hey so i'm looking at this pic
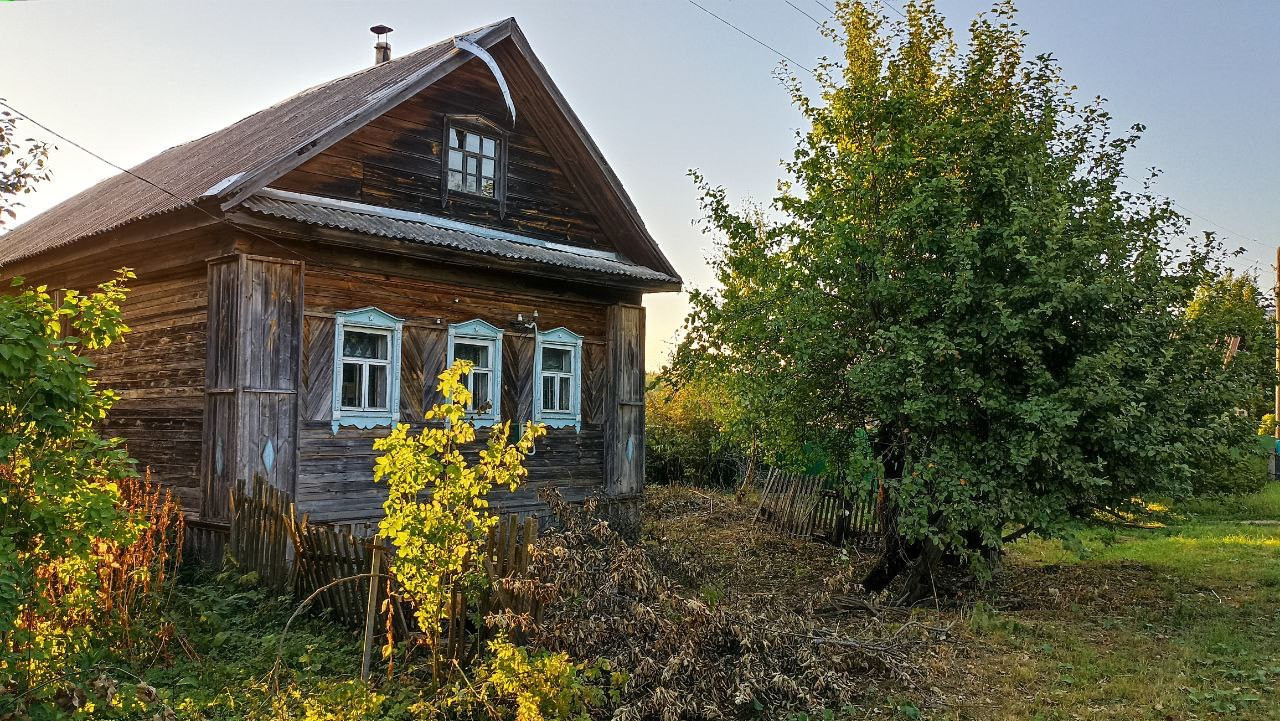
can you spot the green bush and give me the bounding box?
[644,375,742,487]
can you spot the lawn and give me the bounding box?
[947,484,1280,720]
[642,483,1280,720]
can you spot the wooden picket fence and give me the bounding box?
[753,467,883,548]
[228,477,296,589]
[205,476,540,664]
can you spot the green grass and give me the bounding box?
[947,483,1280,720]
[1180,481,1280,521]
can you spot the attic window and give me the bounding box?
[446,127,500,198]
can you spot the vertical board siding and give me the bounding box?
[201,258,240,518]
[202,255,303,517]
[605,304,645,497]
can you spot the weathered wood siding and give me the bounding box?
[605,304,645,497]
[201,254,302,519]
[91,267,209,511]
[294,264,611,523]
[268,58,611,254]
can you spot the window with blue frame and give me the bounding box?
[534,327,583,429]
[448,319,504,426]
[331,307,403,433]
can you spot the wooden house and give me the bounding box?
[0,19,681,527]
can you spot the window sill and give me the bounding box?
[466,414,501,428]
[332,412,397,434]
[537,414,580,430]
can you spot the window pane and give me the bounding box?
[558,376,571,411]
[465,133,480,152]
[450,128,464,148]
[472,371,490,410]
[464,174,479,193]
[368,365,388,410]
[480,179,494,198]
[481,137,496,157]
[448,150,463,171]
[344,330,387,360]
[454,342,489,368]
[542,375,556,411]
[341,363,362,407]
[465,156,478,175]
[542,347,570,372]
[481,158,495,179]
[448,170,463,191]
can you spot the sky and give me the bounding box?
[1,1,1277,369]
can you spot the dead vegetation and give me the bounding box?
[499,488,955,720]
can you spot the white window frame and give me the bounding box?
[331,307,403,434]
[534,327,583,430]
[447,319,504,427]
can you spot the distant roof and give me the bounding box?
[241,189,678,285]
[0,18,679,282]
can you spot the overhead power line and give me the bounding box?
[685,0,814,75]
[0,99,359,280]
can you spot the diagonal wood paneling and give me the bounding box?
[301,316,335,422]
[502,334,534,426]
[421,327,447,411]
[400,326,428,422]
[582,340,607,426]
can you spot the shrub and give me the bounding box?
[0,273,141,695]
[645,375,742,487]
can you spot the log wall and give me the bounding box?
[92,266,209,511]
[293,263,614,523]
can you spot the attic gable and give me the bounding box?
[268,55,615,255]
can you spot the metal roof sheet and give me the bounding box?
[240,192,679,284]
[0,25,491,265]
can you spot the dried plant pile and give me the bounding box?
[502,492,928,720]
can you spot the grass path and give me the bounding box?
[940,484,1280,720]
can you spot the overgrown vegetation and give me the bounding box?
[644,374,743,487]
[0,270,187,718]
[667,0,1275,601]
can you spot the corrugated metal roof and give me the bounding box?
[0,25,496,266]
[240,192,679,284]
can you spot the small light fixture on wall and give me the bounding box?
[513,310,539,330]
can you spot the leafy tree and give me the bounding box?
[1185,269,1275,422]
[0,105,52,228]
[670,0,1258,600]
[0,271,138,696]
[373,360,544,638]
[373,363,602,721]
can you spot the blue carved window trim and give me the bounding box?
[331,307,404,434]
[447,319,504,427]
[534,326,583,430]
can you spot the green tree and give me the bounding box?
[1185,269,1275,422]
[0,271,138,691]
[670,0,1257,600]
[0,105,52,228]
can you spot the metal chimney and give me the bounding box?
[371,25,393,64]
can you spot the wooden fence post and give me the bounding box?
[360,544,384,681]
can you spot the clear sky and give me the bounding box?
[1,1,1276,369]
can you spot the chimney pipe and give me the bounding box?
[371,24,393,64]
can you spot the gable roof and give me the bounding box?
[0,18,680,283]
